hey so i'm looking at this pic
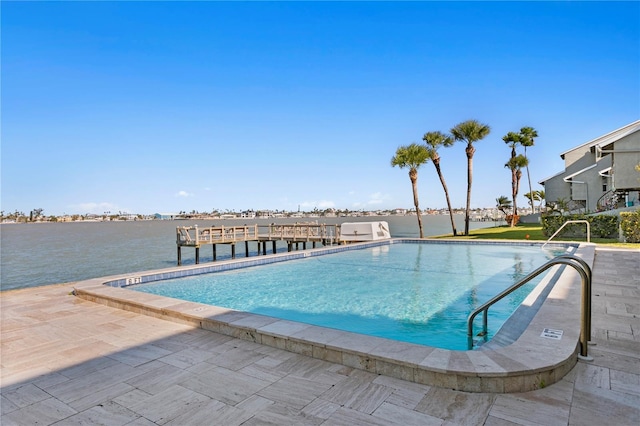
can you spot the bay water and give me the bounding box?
[0,214,498,291]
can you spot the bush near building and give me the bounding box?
[541,214,619,239]
[620,211,640,243]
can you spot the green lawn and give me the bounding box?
[435,223,639,248]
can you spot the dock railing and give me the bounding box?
[176,225,260,246]
[176,223,341,247]
[259,223,340,243]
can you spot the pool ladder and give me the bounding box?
[466,254,593,360]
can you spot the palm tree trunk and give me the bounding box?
[465,144,474,235]
[538,195,544,213]
[515,170,523,218]
[511,168,518,227]
[433,160,457,236]
[410,172,424,238]
[524,146,534,214]
[509,145,517,227]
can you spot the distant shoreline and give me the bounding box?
[2,211,508,226]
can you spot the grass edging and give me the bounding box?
[433,223,639,248]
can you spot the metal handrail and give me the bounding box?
[541,220,591,250]
[467,254,593,360]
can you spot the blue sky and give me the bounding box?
[2,1,639,216]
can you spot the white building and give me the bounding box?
[539,120,640,212]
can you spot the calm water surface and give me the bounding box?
[134,243,549,349]
[1,215,497,291]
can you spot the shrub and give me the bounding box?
[506,214,520,226]
[590,215,619,238]
[541,214,619,239]
[620,211,640,243]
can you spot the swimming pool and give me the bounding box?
[131,241,566,350]
[75,239,592,392]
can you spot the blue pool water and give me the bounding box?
[133,242,562,350]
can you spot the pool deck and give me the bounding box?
[2,247,639,425]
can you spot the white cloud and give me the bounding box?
[175,190,194,197]
[317,200,336,209]
[70,202,119,214]
[366,192,387,205]
[349,193,389,209]
[299,200,336,210]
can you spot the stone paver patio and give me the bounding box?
[1,247,638,425]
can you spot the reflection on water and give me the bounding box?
[466,245,477,310]
[511,253,524,281]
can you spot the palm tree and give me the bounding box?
[505,154,529,226]
[524,191,541,213]
[422,131,457,236]
[553,197,569,214]
[503,131,521,226]
[519,127,538,211]
[503,131,520,160]
[536,189,545,213]
[450,119,491,235]
[496,196,512,219]
[523,189,545,214]
[391,143,431,238]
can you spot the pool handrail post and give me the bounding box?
[467,254,592,360]
[482,310,488,339]
[541,220,591,250]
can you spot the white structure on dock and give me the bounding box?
[340,221,391,242]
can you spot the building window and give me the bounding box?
[603,184,607,192]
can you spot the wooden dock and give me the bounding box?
[176,223,341,265]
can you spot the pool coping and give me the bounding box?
[72,239,595,393]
